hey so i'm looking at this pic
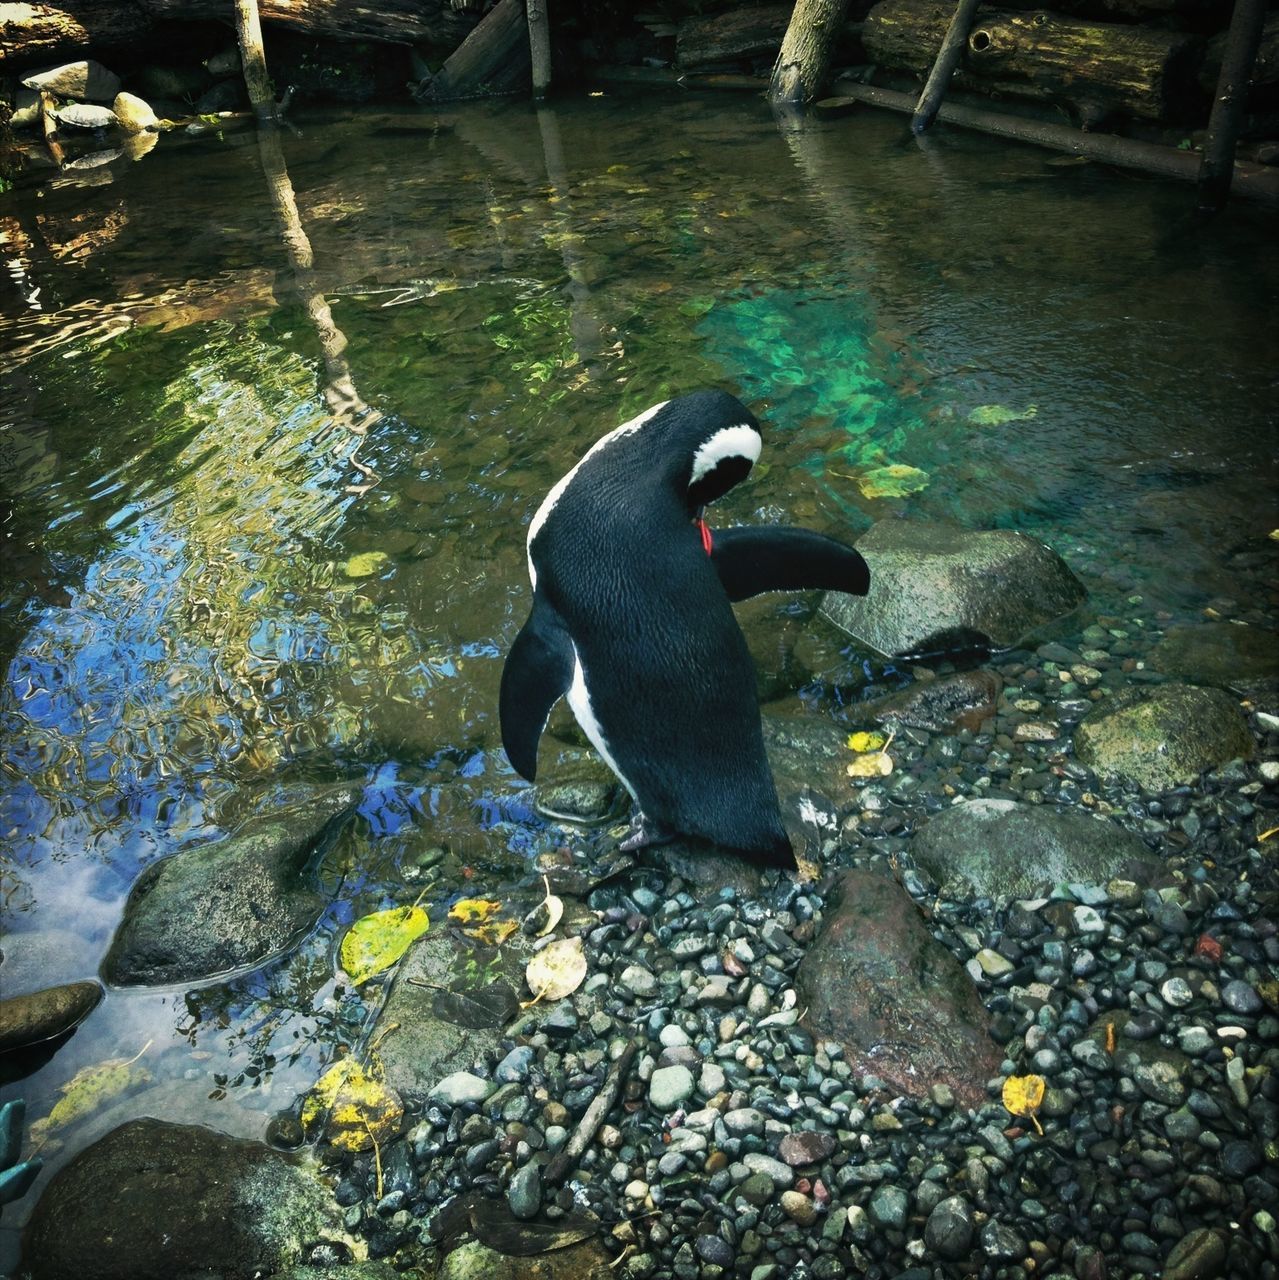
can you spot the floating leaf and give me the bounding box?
[465,920,518,947]
[28,1043,152,1145]
[857,464,930,499]
[344,550,390,578]
[522,936,587,1007]
[967,403,1038,427]
[448,898,502,925]
[846,730,887,753]
[534,875,564,939]
[431,981,519,1030]
[1002,1073,1046,1134]
[340,904,429,984]
[300,1058,403,1152]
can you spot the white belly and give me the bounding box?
[566,647,637,800]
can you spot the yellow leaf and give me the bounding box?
[448,898,502,925]
[300,1058,403,1152]
[857,464,930,500]
[846,730,886,753]
[1002,1073,1046,1134]
[340,904,429,984]
[344,550,390,578]
[846,730,895,779]
[464,920,518,946]
[29,1042,152,1145]
[522,936,587,1007]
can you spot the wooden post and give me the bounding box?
[233,0,277,121]
[1197,0,1265,212]
[37,90,65,168]
[526,0,552,100]
[911,0,982,134]
[770,0,853,105]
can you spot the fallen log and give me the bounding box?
[0,0,476,71]
[824,79,1279,205]
[676,4,791,70]
[414,0,528,101]
[863,0,1205,123]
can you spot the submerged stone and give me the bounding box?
[1075,684,1253,792]
[911,799,1159,900]
[1151,622,1279,689]
[820,519,1085,658]
[22,1119,345,1280]
[102,784,359,986]
[862,669,1002,733]
[796,868,1000,1108]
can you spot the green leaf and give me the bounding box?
[28,1045,152,1145]
[967,403,1038,427]
[340,904,430,984]
[344,550,391,578]
[857,464,929,499]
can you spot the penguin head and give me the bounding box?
[652,390,762,514]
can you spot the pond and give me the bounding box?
[0,89,1276,1265]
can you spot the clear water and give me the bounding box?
[0,92,1276,1255]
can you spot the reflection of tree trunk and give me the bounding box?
[535,106,605,376]
[255,125,381,492]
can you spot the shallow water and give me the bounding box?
[0,91,1276,1256]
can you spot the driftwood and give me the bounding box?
[543,1040,638,1186]
[863,0,1204,122]
[417,0,528,101]
[676,5,790,70]
[0,0,476,71]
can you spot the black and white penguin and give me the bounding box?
[499,390,870,870]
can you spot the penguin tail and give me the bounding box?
[738,833,798,872]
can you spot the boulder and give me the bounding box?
[820,519,1085,658]
[112,92,159,135]
[439,1239,613,1280]
[860,669,1002,733]
[911,799,1159,900]
[22,60,121,101]
[22,1119,346,1280]
[102,784,359,987]
[1075,685,1253,792]
[796,868,1000,1107]
[0,982,102,1053]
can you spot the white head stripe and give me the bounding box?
[526,400,670,585]
[690,423,761,484]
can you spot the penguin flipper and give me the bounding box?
[710,526,870,602]
[500,594,574,781]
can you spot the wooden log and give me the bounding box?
[1198,0,1267,211]
[825,78,1279,205]
[676,4,790,70]
[543,1041,638,1186]
[863,0,1204,122]
[0,2,152,69]
[911,0,983,133]
[417,0,528,101]
[995,0,1216,17]
[771,0,854,103]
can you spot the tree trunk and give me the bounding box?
[1201,10,1278,94]
[1198,0,1267,211]
[416,0,528,101]
[233,0,276,121]
[770,0,854,103]
[526,0,551,99]
[863,0,1204,122]
[0,2,151,69]
[911,0,983,132]
[677,5,791,70]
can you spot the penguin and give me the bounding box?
[499,390,870,870]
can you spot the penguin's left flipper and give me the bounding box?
[711,526,870,602]
[500,593,574,782]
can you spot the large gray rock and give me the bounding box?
[1075,685,1253,792]
[22,60,121,101]
[796,868,1000,1108]
[102,784,359,987]
[820,520,1085,658]
[22,1119,346,1280]
[911,799,1159,900]
[0,981,102,1053]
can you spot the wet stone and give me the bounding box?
[1221,979,1262,1014]
[924,1196,974,1260]
[868,1184,909,1230]
[778,1131,836,1166]
[649,1064,695,1112]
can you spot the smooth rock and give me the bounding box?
[924,1196,974,1260]
[430,1072,495,1107]
[437,1239,613,1280]
[507,1161,541,1220]
[797,868,999,1107]
[1075,685,1253,792]
[1152,623,1279,687]
[868,1183,909,1230]
[112,92,159,135]
[22,1119,342,1280]
[820,519,1085,658]
[1163,1228,1227,1280]
[22,60,120,100]
[779,1190,818,1226]
[0,981,102,1052]
[778,1130,836,1166]
[862,669,1002,733]
[103,785,358,986]
[649,1064,695,1112]
[911,799,1157,900]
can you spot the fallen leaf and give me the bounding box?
[846,730,887,753]
[28,1042,152,1145]
[340,904,430,985]
[967,403,1038,427]
[522,936,587,1007]
[1002,1073,1046,1134]
[344,550,390,578]
[430,981,520,1030]
[448,898,502,925]
[535,875,564,939]
[300,1058,403,1152]
[464,920,518,946]
[846,731,896,779]
[857,464,930,499]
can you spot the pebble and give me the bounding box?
[780,1190,818,1226]
[742,1153,795,1188]
[924,1196,974,1259]
[648,1064,695,1111]
[506,1161,541,1220]
[869,1183,909,1229]
[1160,977,1194,1007]
[1221,978,1262,1014]
[429,1071,494,1107]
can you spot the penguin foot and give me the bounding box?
[619,814,677,852]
